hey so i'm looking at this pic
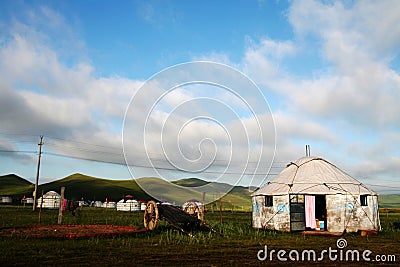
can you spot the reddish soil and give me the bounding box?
[0,224,147,239]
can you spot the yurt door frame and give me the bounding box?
[289,194,305,231]
[305,195,327,231]
[289,194,327,231]
[315,195,327,230]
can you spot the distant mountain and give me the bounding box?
[172,178,210,187]
[0,174,34,197]
[37,173,152,201]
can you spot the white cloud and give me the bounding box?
[353,157,400,182]
[192,52,239,69]
[245,37,298,60]
[0,137,34,163]
[85,77,142,119]
[162,88,194,109]
[284,0,400,129]
[273,111,337,144]
[233,0,400,191]
[242,38,297,90]
[241,0,400,129]
[289,0,400,62]
[0,29,93,97]
[0,7,142,166]
[21,91,90,127]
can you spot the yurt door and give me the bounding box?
[289,194,305,231]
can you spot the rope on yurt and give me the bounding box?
[290,165,300,186]
[356,184,378,229]
[334,185,351,233]
[256,184,295,229]
[270,183,291,194]
[343,192,357,232]
[260,200,291,228]
[335,183,377,231]
[348,184,376,229]
[322,183,369,233]
[258,185,293,229]
[296,183,324,193]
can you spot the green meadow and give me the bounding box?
[0,206,399,266]
[1,174,399,265]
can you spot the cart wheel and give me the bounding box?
[183,202,202,221]
[144,200,159,230]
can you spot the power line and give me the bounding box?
[0,150,37,154]
[45,142,123,156]
[1,145,398,186]
[1,144,285,174]
[42,151,280,175]
[45,136,122,151]
[2,133,285,167]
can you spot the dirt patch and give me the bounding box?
[0,224,147,239]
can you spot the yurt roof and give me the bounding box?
[252,157,377,196]
[43,191,60,197]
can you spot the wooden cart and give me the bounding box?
[143,200,221,237]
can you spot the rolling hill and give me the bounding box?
[0,174,252,209]
[172,178,253,209]
[0,174,34,197]
[36,173,152,201]
[172,178,210,187]
[135,177,252,208]
[379,194,400,208]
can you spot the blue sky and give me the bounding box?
[0,0,399,195]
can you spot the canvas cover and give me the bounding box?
[252,157,377,196]
[43,191,60,198]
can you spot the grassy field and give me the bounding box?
[1,206,399,266]
[379,195,400,208]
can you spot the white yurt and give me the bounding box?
[102,200,116,209]
[0,196,12,204]
[117,199,140,211]
[21,196,34,205]
[252,157,380,233]
[92,201,103,207]
[37,191,61,209]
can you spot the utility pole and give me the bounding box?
[33,135,43,211]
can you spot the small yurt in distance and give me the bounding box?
[102,199,116,209]
[140,201,147,211]
[21,196,34,205]
[0,196,12,204]
[117,199,140,212]
[252,157,380,233]
[91,200,103,207]
[37,191,61,209]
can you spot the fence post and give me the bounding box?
[38,190,44,224]
[58,187,65,225]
